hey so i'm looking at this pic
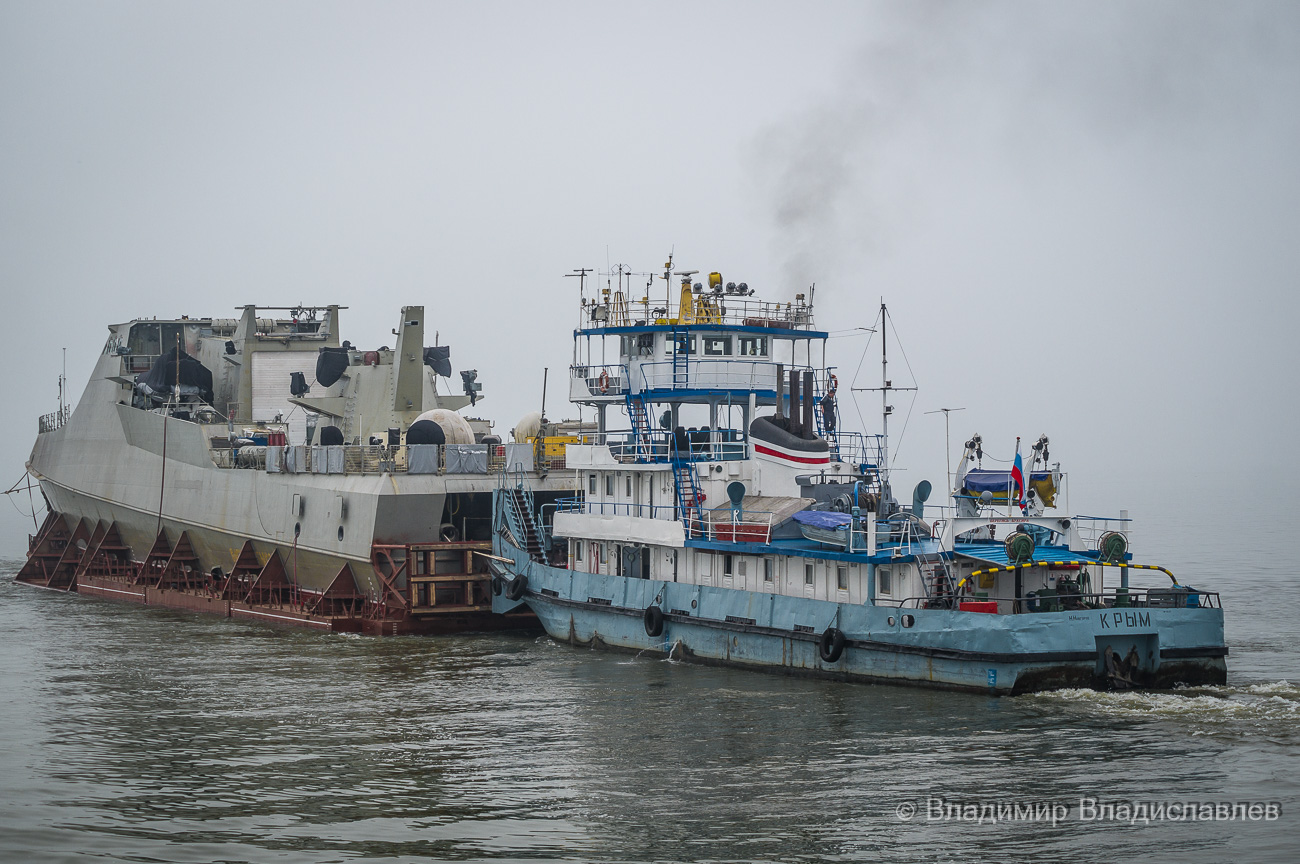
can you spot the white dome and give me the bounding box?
[512,411,542,443]
[413,409,475,445]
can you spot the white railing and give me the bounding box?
[579,296,816,331]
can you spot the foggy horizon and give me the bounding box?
[3,1,1297,556]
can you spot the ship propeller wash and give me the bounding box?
[489,264,1228,694]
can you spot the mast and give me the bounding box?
[880,300,888,469]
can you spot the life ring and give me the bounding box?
[826,373,838,397]
[643,604,665,637]
[598,369,610,393]
[818,626,846,663]
[505,574,528,601]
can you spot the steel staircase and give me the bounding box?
[670,446,704,538]
[626,393,655,462]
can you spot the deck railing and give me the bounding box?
[210,443,518,476]
[882,585,1221,611]
[555,496,775,544]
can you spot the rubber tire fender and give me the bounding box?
[818,626,846,663]
[505,574,528,602]
[643,604,665,637]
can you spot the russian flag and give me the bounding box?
[1010,437,1025,503]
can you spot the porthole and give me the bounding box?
[338,526,345,541]
[887,616,896,627]
[902,614,915,628]
[691,599,697,608]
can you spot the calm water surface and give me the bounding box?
[2,505,1296,863]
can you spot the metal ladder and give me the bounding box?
[671,330,688,388]
[625,393,655,462]
[670,449,704,538]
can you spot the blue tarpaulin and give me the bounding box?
[792,510,852,530]
[962,469,1051,493]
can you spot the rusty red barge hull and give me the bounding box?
[15,512,534,636]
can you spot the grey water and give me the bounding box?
[1,500,1296,863]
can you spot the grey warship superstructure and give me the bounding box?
[18,304,567,633]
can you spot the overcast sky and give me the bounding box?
[2,1,1297,556]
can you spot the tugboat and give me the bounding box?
[489,263,1227,693]
[17,304,568,634]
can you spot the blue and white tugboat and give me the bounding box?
[490,262,1227,694]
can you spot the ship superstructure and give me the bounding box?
[490,264,1227,694]
[18,304,567,633]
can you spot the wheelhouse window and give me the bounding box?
[666,334,696,355]
[737,335,767,357]
[702,335,732,356]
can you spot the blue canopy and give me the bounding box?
[962,469,1051,494]
[792,510,852,530]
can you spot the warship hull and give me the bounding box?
[17,304,562,634]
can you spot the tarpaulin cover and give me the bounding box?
[316,347,349,387]
[408,445,441,474]
[138,348,213,404]
[423,346,452,377]
[266,447,283,473]
[310,446,343,474]
[445,444,488,474]
[791,510,852,530]
[504,443,534,472]
[284,446,306,474]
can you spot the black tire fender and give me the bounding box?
[818,626,846,663]
[505,574,528,601]
[643,604,665,637]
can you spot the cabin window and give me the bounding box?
[600,543,608,564]
[606,474,614,496]
[724,554,734,577]
[126,321,187,357]
[574,541,583,562]
[626,475,633,497]
[737,335,767,357]
[837,565,848,591]
[738,559,747,578]
[763,558,773,582]
[666,334,696,355]
[877,566,892,596]
[804,562,814,585]
[588,474,597,495]
[702,335,732,356]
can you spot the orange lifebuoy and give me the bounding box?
[827,373,838,397]
[598,369,610,393]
